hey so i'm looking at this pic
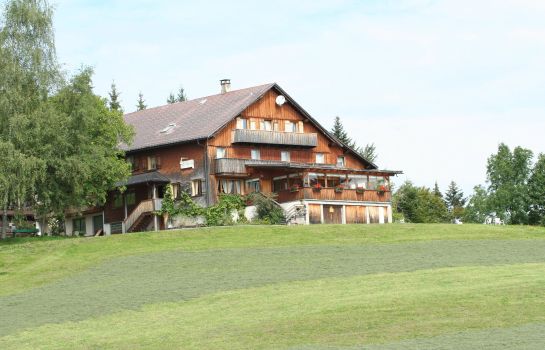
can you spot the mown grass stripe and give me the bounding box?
[1,239,544,337]
[1,264,544,350]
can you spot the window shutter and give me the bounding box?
[236,118,243,129]
[156,156,161,169]
[298,121,304,133]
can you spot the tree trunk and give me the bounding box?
[1,205,7,240]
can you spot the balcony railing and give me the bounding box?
[232,129,317,147]
[276,187,391,203]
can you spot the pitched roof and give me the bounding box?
[121,83,274,152]
[120,82,380,170]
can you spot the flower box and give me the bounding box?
[355,188,365,194]
[334,186,344,193]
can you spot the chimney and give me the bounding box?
[220,79,231,94]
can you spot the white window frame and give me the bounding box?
[281,151,290,162]
[315,153,325,164]
[216,147,226,159]
[251,149,260,160]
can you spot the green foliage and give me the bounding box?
[486,143,533,224]
[204,194,245,226]
[136,91,146,111]
[528,153,545,226]
[394,181,448,223]
[444,181,466,220]
[176,86,187,102]
[166,92,176,104]
[433,181,443,198]
[108,81,122,113]
[464,185,490,223]
[247,192,285,224]
[330,116,377,163]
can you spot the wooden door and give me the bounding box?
[308,204,321,224]
[346,205,366,224]
[368,206,380,224]
[323,205,342,224]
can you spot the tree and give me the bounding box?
[0,0,58,238]
[331,116,351,145]
[464,185,490,223]
[176,86,187,102]
[108,81,122,113]
[486,143,533,224]
[444,181,466,219]
[136,91,146,111]
[394,181,448,223]
[433,181,443,198]
[358,143,377,163]
[166,92,176,104]
[330,116,378,163]
[528,153,545,225]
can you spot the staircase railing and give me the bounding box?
[124,199,154,232]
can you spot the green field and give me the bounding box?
[1,224,544,349]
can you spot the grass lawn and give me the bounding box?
[0,224,544,349]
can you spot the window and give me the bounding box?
[308,173,326,187]
[368,176,378,190]
[284,121,296,132]
[262,120,272,131]
[218,179,244,194]
[191,179,203,196]
[216,147,226,159]
[251,149,260,160]
[273,121,280,131]
[336,156,345,167]
[73,218,86,235]
[281,151,290,162]
[246,178,260,193]
[273,176,288,192]
[125,191,136,206]
[172,183,181,199]
[297,121,304,133]
[250,120,257,130]
[315,153,325,164]
[347,175,367,189]
[147,156,160,170]
[113,193,123,208]
[236,118,247,129]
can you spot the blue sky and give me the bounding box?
[50,0,545,194]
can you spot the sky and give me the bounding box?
[49,0,545,195]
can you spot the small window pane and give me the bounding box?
[216,147,226,159]
[281,151,290,162]
[315,153,325,164]
[251,149,260,160]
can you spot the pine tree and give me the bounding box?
[528,153,545,225]
[136,92,146,111]
[166,92,176,104]
[331,116,378,163]
[331,116,352,145]
[360,143,377,163]
[108,82,123,113]
[176,86,187,102]
[433,182,443,198]
[444,181,466,219]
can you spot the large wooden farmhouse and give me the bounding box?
[66,80,401,235]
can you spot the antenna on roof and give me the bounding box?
[220,79,231,94]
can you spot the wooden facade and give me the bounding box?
[98,83,399,232]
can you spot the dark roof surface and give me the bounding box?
[115,171,170,187]
[122,83,274,152]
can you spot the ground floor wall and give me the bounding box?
[65,212,106,236]
[283,200,392,225]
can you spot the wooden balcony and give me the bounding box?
[232,129,317,147]
[276,187,391,203]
